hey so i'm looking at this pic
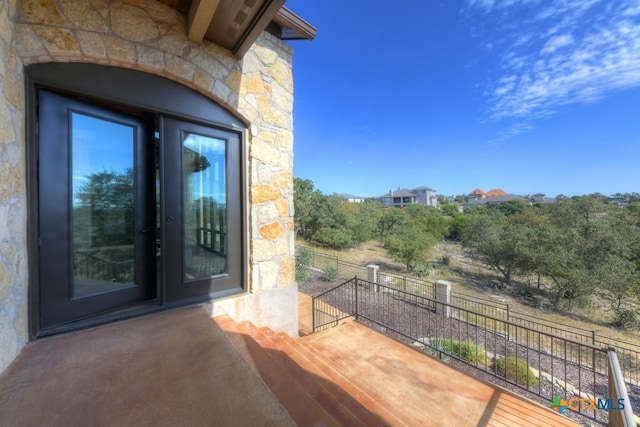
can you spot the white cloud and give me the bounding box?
[540,34,574,55]
[465,0,640,122]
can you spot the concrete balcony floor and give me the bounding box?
[0,294,578,426]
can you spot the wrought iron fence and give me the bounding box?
[450,291,509,322]
[312,278,357,332]
[307,247,640,389]
[312,277,637,425]
[74,250,134,283]
[312,251,369,280]
[378,271,435,298]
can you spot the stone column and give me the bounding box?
[367,265,379,292]
[435,280,451,318]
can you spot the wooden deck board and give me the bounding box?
[298,292,577,427]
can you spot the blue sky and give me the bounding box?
[285,0,640,198]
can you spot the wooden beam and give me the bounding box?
[273,7,317,40]
[188,0,221,43]
[233,0,286,57]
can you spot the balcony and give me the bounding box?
[12,294,632,426]
[0,291,589,426]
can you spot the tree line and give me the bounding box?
[294,178,640,327]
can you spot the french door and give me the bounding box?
[37,90,241,331]
[160,117,241,303]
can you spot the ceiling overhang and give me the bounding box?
[159,0,316,58]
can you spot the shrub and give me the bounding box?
[425,337,451,362]
[495,356,538,386]
[613,308,640,330]
[440,255,451,266]
[296,270,310,283]
[412,262,431,278]
[428,338,486,364]
[324,266,339,282]
[450,340,487,364]
[313,227,353,250]
[295,247,313,283]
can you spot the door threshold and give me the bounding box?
[36,300,163,339]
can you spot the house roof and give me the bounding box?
[412,186,436,192]
[485,189,507,197]
[379,189,416,198]
[340,193,365,200]
[157,0,316,57]
[469,189,485,196]
[393,189,416,198]
[465,194,528,205]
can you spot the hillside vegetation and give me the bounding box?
[294,178,640,331]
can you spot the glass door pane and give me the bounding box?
[183,133,227,280]
[71,113,137,298]
[161,116,242,302]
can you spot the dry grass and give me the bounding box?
[297,239,640,349]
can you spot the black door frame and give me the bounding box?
[38,90,158,328]
[161,117,243,303]
[26,63,248,338]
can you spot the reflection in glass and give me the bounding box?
[183,132,227,280]
[72,113,136,298]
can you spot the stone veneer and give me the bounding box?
[0,0,298,373]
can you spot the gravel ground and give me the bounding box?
[299,271,640,426]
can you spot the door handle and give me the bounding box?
[166,216,175,223]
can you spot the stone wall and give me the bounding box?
[0,0,29,373]
[0,0,297,373]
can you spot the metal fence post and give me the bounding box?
[592,330,597,375]
[607,345,636,427]
[311,296,316,333]
[354,276,359,320]
[506,304,510,340]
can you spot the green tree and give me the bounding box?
[417,212,451,240]
[377,207,408,238]
[460,212,529,286]
[74,169,135,247]
[347,199,382,244]
[386,223,437,271]
[293,177,316,238]
[313,227,353,249]
[487,199,529,216]
[440,201,461,217]
[530,196,637,311]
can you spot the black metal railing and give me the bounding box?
[312,251,369,279]
[195,200,226,255]
[312,277,637,426]
[378,271,434,298]
[308,248,640,389]
[74,250,134,283]
[312,278,358,332]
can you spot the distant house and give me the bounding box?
[468,189,485,202]
[412,187,438,207]
[464,189,555,210]
[485,189,507,197]
[339,193,367,203]
[465,194,529,208]
[378,187,437,208]
[531,193,548,202]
